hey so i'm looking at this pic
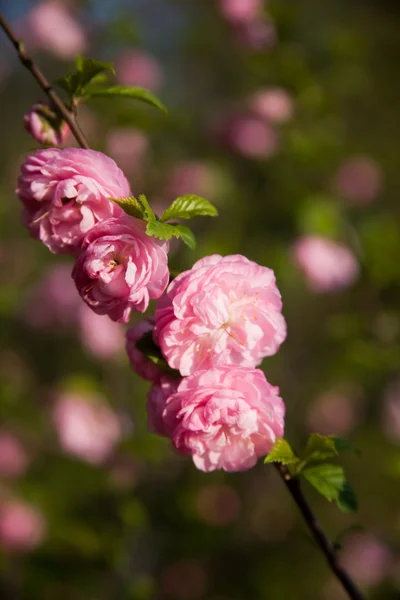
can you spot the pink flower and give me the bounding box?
[229,115,279,158]
[293,236,359,293]
[78,304,125,360]
[115,50,163,92]
[219,0,261,24]
[24,263,80,329]
[250,87,294,123]
[126,318,163,381]
[53,393,122,464]
[154,254,286,376]
[334,156,383,205]
[163,366,285,472]
[0,432,29,479]
[21,1,87,60]
[147,375,180,436]
[0,499,45,552]
[24,102,70,146]
[72,216,169,322]
[17,148,130,254]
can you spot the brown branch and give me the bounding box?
[275,463,365,600]
[0,13,90,149]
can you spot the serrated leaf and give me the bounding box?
[264,438,300,465]
[54,58,114,99]
[145,220,196,250]
[110,196,144,219]
[333,437,360,456]
[160,195,218,222]
[337,481,358,513]
[304,434,339,462]
[138,194,156,223]
[302,464,345,502]
[84,85,167,114]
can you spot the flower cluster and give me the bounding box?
[127,254,287,472]
[17,148,170,322]
[18,146,287,473]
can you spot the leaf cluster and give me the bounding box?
[265,434,359,513]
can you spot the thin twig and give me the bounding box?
[0,13,90,149]
[275,463,365,600]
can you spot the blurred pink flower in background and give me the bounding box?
[0,499,45,552]
[105,128,149,177]
[53,393,122,464]
[340,533,394,587]
[293,236,359,293]
[249,87,294,123]
[381,379,400,443]
[0,432,29,479]
[229,115,279,158]
[166,161,217,200]
[24,263,79,329]
[235,18,277,50]
[115,50,163,91]
[219,0,262,24]
[78,305,125,360]
[21,1,87,60]
[334,156,383,204]
[306,389,363,436]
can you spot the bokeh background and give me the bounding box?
[0,0,400,598]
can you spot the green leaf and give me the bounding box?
[302,464,345,502]
[134,331,179,376]
[160,195,218,222]
[54,58,114,99]
[264,438,300,466]
[333,437,360,456]
[145,220,196,250]
[109,196,144,220]
[337,481,358,513]
[84,85,167,114]
[304,434,338,462]
[138,194,156,223]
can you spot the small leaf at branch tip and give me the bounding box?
[264,438,299,465]
[302,463,358,513]
[333,437,361,456]
[304,433,339,462]
[160,195,218,222]
[109,196,144,220]
[54,57,114,99]
[145,220,196,250]
[84,85,167,114]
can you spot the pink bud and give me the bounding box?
[0,499,45,552]
[24,102,70,146]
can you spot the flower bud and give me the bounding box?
[23,102,70,146]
